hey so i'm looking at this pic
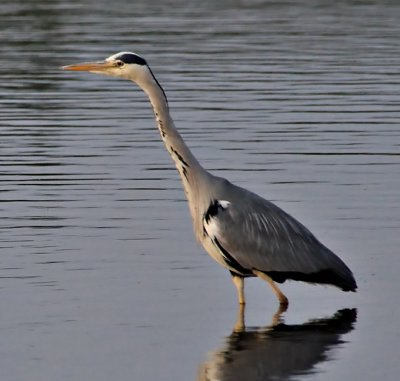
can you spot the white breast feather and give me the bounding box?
[204,200,231,239]
[204,215,220,238]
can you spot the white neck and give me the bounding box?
[133,69,212,233]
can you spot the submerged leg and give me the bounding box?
[253,270,289,306]
[230,273,245,305]
[271,303,288,326]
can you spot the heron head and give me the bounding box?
[62,52,149,81]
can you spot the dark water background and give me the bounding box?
[1,1,399,380]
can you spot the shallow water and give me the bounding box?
[1,1,399,380]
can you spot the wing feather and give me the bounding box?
[203,181,356,290]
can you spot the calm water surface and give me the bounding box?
[1,1,399,380]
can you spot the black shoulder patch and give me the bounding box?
[204,200,220,223]
[117,53,147,66]
[204,200,231,223]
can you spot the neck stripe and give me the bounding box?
[147,66,168,106]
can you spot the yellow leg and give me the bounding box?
[233,303,246,332]
[253,270,289,306]
[231,274,245,305]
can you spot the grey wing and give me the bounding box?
[203,186,357,291]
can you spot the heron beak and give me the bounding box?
[62,61,116,72]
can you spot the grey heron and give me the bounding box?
[63,52,357,307]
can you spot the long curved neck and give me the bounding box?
[133,69,211,234]
[137,72,202,172]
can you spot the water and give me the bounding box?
[1,1,399,380]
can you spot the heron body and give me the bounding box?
[63,52,357,307]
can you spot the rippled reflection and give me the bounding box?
[197,308,357,381]
[1,0,399,380]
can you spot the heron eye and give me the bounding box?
[116,61,124,67]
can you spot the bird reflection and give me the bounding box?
[197,307,357,381]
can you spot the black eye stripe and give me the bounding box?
[116,53,147,66]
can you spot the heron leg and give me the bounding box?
[253,270,289,306]
[230,273,245,305]
[271,303,288,326]
[233,303,246,332]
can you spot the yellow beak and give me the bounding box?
[62,61,116,72]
